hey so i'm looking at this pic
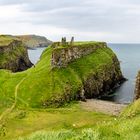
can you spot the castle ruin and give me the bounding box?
[51,38,107,68]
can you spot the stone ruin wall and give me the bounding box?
[51,42,107,68]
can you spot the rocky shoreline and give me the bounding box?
[80,99,127,116]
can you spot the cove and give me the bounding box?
[101,44,140,104]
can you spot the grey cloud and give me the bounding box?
[1,0,140,42]
[17,1,140,33]
[0,0,28,5]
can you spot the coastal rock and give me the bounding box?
[51,42,107,68]
[44,42,124,106]
[135,71,140,99]
[0,35,32,72]
[84,55,123,98]
[16,35,52,48]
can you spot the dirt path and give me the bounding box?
[80,99,127,116]
[0,77,26,122]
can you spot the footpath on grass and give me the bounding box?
[0,77,26,122]
[80,99,127,116]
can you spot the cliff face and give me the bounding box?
[43,42,124,106]
[51,42,107,68]
[135,71,140,100]
[0,35,32,72]
[16,35,52,48]
[83,55,123,98]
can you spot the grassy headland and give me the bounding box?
[0,42,122,109]
[0,41,139,140]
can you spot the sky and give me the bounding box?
[0,0,140,43]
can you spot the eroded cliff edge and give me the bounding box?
[43,41,124,106]
[0,35,32,72]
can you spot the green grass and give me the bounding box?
[3,102,139,140]
[121,98,140,118]
[15,129,99,140]
[14,124,140,140]
[1,41,140,140]
[0,35,19,46]
[0,103,113,139]
[8,102,140,140]
[0,42,117,109]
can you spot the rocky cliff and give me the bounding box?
[135,71,140,99]
[83,55,123,99]
[16,35,52,48]
[43,42,124,106]
[0,35,32,72]
[51,42,107,68]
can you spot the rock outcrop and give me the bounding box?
[0,35,32,72]
[16,35,52,48]
[83,55,123,99]
[135,71,140,100]
[51,42,107,68]
[43,40,124,106]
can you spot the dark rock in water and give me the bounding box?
[0,35,32,72]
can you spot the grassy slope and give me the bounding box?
[2,103,113,139]
[2,101,139,140]
[7,101,139,140]
[0,42,116,109]
[0,35,16,46]
[0,42,140,139]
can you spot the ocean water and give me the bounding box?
[28,44,140,104]
[108,44,140,104]
[28,47,46,64]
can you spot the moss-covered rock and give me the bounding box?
[51,42,107,68]
[83,56,123,98]
[135,71,140,100]
[0,35,32,72]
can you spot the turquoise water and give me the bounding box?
[28,44,140,104]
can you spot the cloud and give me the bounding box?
[0,0,140,42]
